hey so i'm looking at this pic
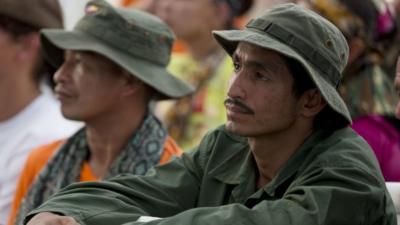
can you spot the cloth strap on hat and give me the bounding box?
[246,19,341,87]
[75,1,171,66]
[76,19,168,66]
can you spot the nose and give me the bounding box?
[53,63,70,84]
[227,71,247,100]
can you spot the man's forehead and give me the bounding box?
[64,50,100,60]
[233,42,288,66]
[64,50,82,57]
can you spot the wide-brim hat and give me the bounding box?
[213,3,352,123]
[0,0,62,28]
[40,0,194,100]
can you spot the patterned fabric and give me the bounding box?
[340,61,397,118]
[306,0,372,41]
[158,53,233,151]
[307,0,398,119]
[15,113,167,225]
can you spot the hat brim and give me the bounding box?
[40,29,194,100]
[213,29,352,123]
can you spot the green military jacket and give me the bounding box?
[27,126,397,225]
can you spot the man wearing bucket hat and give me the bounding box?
[0,0,81,223]
[25,3,396,225]
[6,0,194,225]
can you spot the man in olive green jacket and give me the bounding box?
[25,2,397,225]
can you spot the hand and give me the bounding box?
[27,212,80,225]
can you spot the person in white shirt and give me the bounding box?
[0,0,81,223]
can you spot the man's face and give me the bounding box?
[224,42,301,137]
[54,50,128,121]
[395,57,400,119]
[154,0,226,40]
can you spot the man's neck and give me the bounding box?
[85,107,146,178]
[249,123,313,188]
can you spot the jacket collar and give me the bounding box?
[208,132,252,184]
[263,129,326,195]
[209,129,327,195]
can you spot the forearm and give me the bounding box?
[25,155,201,225]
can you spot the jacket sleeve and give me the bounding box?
[117,164,393,225]
[27,157,393,225]
[25,129,396,225]
[24,145,205,225]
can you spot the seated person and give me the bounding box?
[352,114,400,181]
[7,1,193,224]
[350,53,400,182]
[25,2,397,225]
[0,0,81,221]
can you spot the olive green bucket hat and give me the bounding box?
[213,3,352,123]
[40,0,193,100]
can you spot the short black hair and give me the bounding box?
[285,56,316,98]
[283,56,348,132]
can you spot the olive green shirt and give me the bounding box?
[27,126,397,225]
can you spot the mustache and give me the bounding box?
[224,97,255,114]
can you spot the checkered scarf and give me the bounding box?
[15,113,167,225]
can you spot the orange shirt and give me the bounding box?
[7,136,182,225]
[121,0,137,6]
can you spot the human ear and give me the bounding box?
[121,71,144,96]
[300,89,327,118]
[15,32,40,61]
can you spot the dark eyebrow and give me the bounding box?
[232,53,240,62]
[233,52,287,74]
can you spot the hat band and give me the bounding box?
[75,17,171,66]
[246,19,341,87]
